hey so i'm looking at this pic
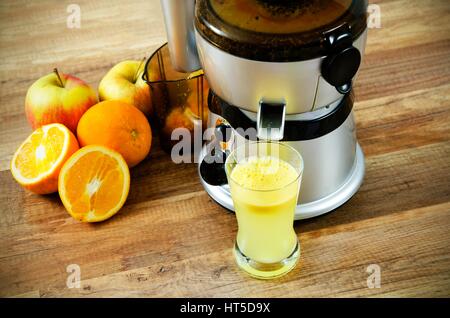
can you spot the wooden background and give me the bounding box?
[0,0,449,297]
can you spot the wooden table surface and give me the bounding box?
[1,0,449,298]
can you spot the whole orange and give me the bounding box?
[77,100,152,167]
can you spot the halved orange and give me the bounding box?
[11,123,79,194]
[58,145,130,222]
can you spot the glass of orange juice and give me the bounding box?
[225,141,303,279]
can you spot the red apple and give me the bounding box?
[98,60,152,117]
[25,69,98,132]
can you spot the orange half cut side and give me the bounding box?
[11,123,79,194]
[58,145,130,222]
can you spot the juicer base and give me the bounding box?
[199,143,365,220]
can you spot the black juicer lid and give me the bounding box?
[195,0,368,62]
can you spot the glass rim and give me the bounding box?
[142,42,204,85]
[225,141,304,193]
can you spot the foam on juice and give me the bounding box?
[230,155,298,191]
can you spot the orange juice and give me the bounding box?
[229,156,300,264]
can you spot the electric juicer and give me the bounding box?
[160,0,368,219]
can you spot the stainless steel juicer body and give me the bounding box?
[159,0,368,218]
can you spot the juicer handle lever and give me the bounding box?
[321,25,361,94]
[215,123,233,143]
[198,122,232,187]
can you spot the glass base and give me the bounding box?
[233,240,300,279]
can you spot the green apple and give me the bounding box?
[25,69,98,133]
[98,60,152,117]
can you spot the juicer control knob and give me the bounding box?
[321,26,361,94]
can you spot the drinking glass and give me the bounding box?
[225,141,303,279]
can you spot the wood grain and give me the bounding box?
[1,0,450,297]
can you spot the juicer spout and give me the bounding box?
[257,101,286,141]
[160,0,201,72]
